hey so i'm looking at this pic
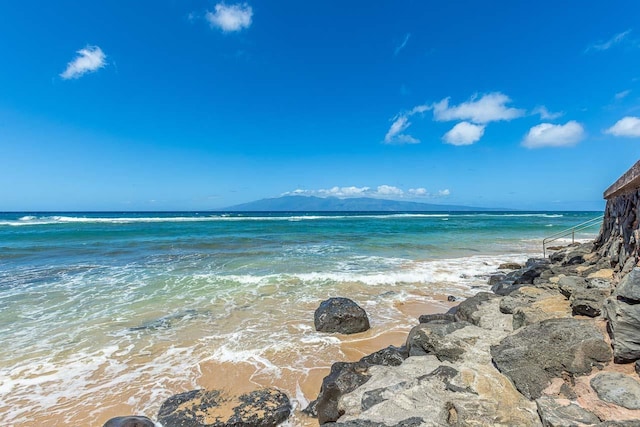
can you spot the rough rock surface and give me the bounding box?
[571,288,608,317]
[315,297,370,334]
[103,417,155,427]
[313,346,408,424]
[491,318,612,400]
[453,292,498,326]
[595,188,640,271]
[535,397,600,427]
[512,293,572,330]
[417,313,455,324]
[591,373,640,410]
[157,388,291,427]
[334,356,541,426]
[616,268,640,302]
[321,298,540,426]
[406,321,471,360]
[605,268,640,362]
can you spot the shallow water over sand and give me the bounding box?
[0,211,600,426]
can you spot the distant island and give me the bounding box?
[218,195,504,212]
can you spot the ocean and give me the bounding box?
[0,211,602,426]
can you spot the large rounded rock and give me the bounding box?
[157,388,291,427]
[490,318,612,400]
[314,297,370,334]
[103,416,155,427]
[591,373,640,410]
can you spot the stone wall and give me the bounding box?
[594,161,640,276]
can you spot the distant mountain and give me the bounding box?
[219,196,503,212]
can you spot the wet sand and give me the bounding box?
[2,299,451,427]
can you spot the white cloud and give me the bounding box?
[283,185,449,199]
[206,3,253,32]
[532,106,564,120]
[432,92,525,124]
[384,115,419,144]
[376,185,404,196]
[605,116,640,137]
[408,188,429,197]
[320,186,371,197]
[60,46,106,80]
[394,33,411,56]
[410,104,430,114]
[443,121,485,146]
[383,104,431,144]
[615,90,631,100]
[438,189,451,196]
[522,121,585,148]
[586,29,632,52]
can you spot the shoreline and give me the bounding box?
[0,212,604,426]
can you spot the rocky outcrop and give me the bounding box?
[605,268,640,362]
[314,297,370,334]
[491,318,611,400]
[313,345,408,424]
[313,243,640,426]
[332,355,541,426]
[491,259,550,296]
[103,417,155,427]
[595,176,640,272]
[157,388,291,427]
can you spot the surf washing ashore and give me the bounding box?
[0,211,601,426]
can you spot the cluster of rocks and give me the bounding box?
[102,297,369,427]
[103,388,292,427]
[305,242,640,426]
[103,243,640,427]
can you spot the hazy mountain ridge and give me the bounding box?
[220,196,504,212]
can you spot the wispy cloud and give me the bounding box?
[532,106,564,120]
[605,116,640,137]
[443,122,485,146]
[284,185,450,199]
[394,33,411,56]
[586,29,632,52]
[60,46,106,80]
[615,90,632,100]
[206,3,253,32]
[522,121,585,148]
[384,116,419,144]
[384,104,430,144]
[433,93,525,124]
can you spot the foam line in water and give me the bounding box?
[0,213,456,226]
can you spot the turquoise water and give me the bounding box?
[0,211,602,426]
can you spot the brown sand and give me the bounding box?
[0,299,448,427]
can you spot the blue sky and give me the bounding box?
[2,1,640,211]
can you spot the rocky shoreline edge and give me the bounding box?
[105,241,640,427]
